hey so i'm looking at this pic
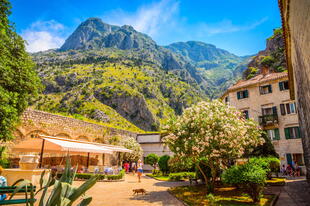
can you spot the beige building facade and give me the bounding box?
[222,72,305,172]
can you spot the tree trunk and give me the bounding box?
[209,163,217,193]
[197,163,210,188]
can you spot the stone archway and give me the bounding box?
[25,130,50,139]
[55,133,71,139]
[76,135,90,142]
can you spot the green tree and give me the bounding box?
[145,153,159,169]
[158,155,170,175]
[0,0,42,141]
[222,162,266,203]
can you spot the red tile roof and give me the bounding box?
[228,72,288,91]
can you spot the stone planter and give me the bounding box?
[19,155,39,170]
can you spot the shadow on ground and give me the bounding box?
[130,191,181,205]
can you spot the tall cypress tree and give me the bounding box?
[0,0,42,141]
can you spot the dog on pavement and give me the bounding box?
[132,188,146,195]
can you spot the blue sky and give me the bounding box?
[11,0,281,55]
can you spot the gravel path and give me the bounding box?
[74,174,189,206]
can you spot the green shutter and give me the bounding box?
[269,85,272,93]
[286,153,293,165]
[237,92,240,99]
[245,90,249,98]
[279,82,284,91]
[285,128,290,139]
[274,128,280,140]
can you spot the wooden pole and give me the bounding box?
[39,139,45,168]
[86,152,90,168]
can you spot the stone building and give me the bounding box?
[7,109,137,167]
[221,71,305,173]
[136,133,173,170]
[278,0,310,181]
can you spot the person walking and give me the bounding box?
[137,159,143,183]
[131,161,136,175]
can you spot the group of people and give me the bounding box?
[281,161,301,177]
[123,159,143,182]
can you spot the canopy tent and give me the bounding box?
[13,135,132,168]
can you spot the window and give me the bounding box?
[225,96,229,104]
[259,85,272,94]
[242,110,249,119]
[280,102,297,115]
[262,106,277,116]
[237,90,249,99]
[284,127,301,139]
[279,81,289,91]
[266,128,280,140]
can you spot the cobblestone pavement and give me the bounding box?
[74,174,188,206]
[265,177,310,206]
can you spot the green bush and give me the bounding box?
[145,153,159,169]
[169,173,182,181]
[158,155,170,175]
[222,162,266,203]
[75,173,94,180]
[107,169,125,180]
[152,169,161,176]
[249,157,280,179]
[168,156,195,173]
[168,172,195,181]
[260,56,275,67]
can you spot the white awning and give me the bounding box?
[13,135,132,154]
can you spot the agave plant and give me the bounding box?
[10,157,99,206]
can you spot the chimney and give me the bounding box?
[261,66,270,76]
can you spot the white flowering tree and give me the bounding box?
[162,100,264,192]
[121,137,143,162]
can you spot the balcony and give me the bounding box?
[258,114,279,127]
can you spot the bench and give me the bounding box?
[0,186,36,205]
[189,178,198,185]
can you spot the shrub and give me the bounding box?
[152,169,161,176]
[169,173,182,181]
[222,162,266,203]
[145,153,159,169]
[168,156,195,173]
[249,157,280,179]
[260,56,275,67]
[107,169,125,180]
[158,155,170,175]
[168,172,195,181]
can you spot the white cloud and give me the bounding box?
[102,0,179,37]
[21,20,66,52]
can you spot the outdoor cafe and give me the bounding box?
[3,135,132,186]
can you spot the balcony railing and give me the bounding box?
[258,114,279,126]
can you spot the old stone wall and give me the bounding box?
[13,109,137,144]
[279,0,310,181]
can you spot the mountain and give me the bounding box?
[30,17,250,131]
[243,28,286,79]
[166,41,251,98]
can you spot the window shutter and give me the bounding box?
[269,85,272,93]
[279,82,284,91]
[274,128,280,140]
[286,153,293,165]
[285,128,290,139]
[245,90,249,98]
[280,104,286,115]
[286,103,291,114]
[272,106,278,115]
[296,127,301,138]
[237,92,240,99]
